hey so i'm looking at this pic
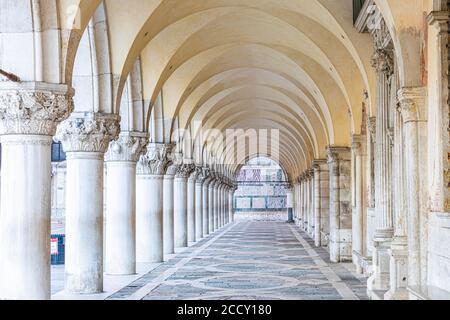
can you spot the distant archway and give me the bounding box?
[234,157,290,221]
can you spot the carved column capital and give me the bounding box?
[175,163,196,179]
[371,48,394,75]
[55,112,120,153]
[367,116,377,141]
[0,82,74,136]
[191,166,204,183]
[137,143,174,175]
[106,132,148,162]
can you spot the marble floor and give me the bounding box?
[103,221,368,300]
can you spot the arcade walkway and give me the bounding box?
[84,221,368,300]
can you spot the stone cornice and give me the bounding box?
[0,82,74,136]
[397,87,427,123]
[427,11,450,33]
[106,132,147,163]
[327,146,351,163]
[312,159,327,171]
[55,112,120,153]
[351,134,367,156]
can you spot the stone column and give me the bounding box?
[229,186,235,223]
[202,168,211,235]
[308,170,315,237]
[208,178,215,233]
[427,11,450,215]
[187,167,198,243]
[222,184,227,225]
[351,135,367,274]
[398,87,427,290]
[56,112,120,294]
[328,147,352,263]
[105,132,146,275]
[163,164,177,255]
[318,163,330,246]
[286,185,294,223]
[213,180,219,231]
[217,183,223,229]
[368,48,395,292]
[195,167,204,241]
[305,172,312,233]
[299,177,304,228]
[313,160,327,247]
[0,83,73,300]
[223,185,228,225]
[295,182,301,225]
[302,175,309,231]
[136,143,172,263]
[174,164,195,248]
[384,99,409,300]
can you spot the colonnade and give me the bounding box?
[0,109,237,299]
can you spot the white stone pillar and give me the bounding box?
[174,164,195,248]
[208,179,215,233]
[308,171,315,237]
[56,112,120,294]
[221,184,226,226]
[227,185,233,224]
[202,169,211,235]
[369,48,395,292]
[213,180,219,231]
[398,88,427,290]
[222,185,227,226]
[305,175,310,232]
[163,166,176,255]
[0,83,73,300]
[351,136,367,274]
[286,186,294,223]
[313,160,327,247]
[105,133,146,275]
[328,147,352,263]
[187,168,199,243]
[217,184,222,229]
[136,143,172,263]
[195,169,204,241]
[318,163,330,246]
[299,177,304,228]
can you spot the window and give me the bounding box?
[353,0,366,24]
[51,142,66,162]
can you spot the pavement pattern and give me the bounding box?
[107,221,368,300]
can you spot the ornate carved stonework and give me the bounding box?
[137,143,173,175]
[201,167,211,183]
[106,132,147,162]
[55,112,120,153]
[0,83,74,136]
[371,49,394,75]
[191,166,203,182]
[368,116,377,141]
[175,163,196,179]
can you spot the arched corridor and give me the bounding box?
[0,0,449,301]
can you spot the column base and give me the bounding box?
[384,237,408,300]
[367,236,392,293]
[329,228,353,263]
